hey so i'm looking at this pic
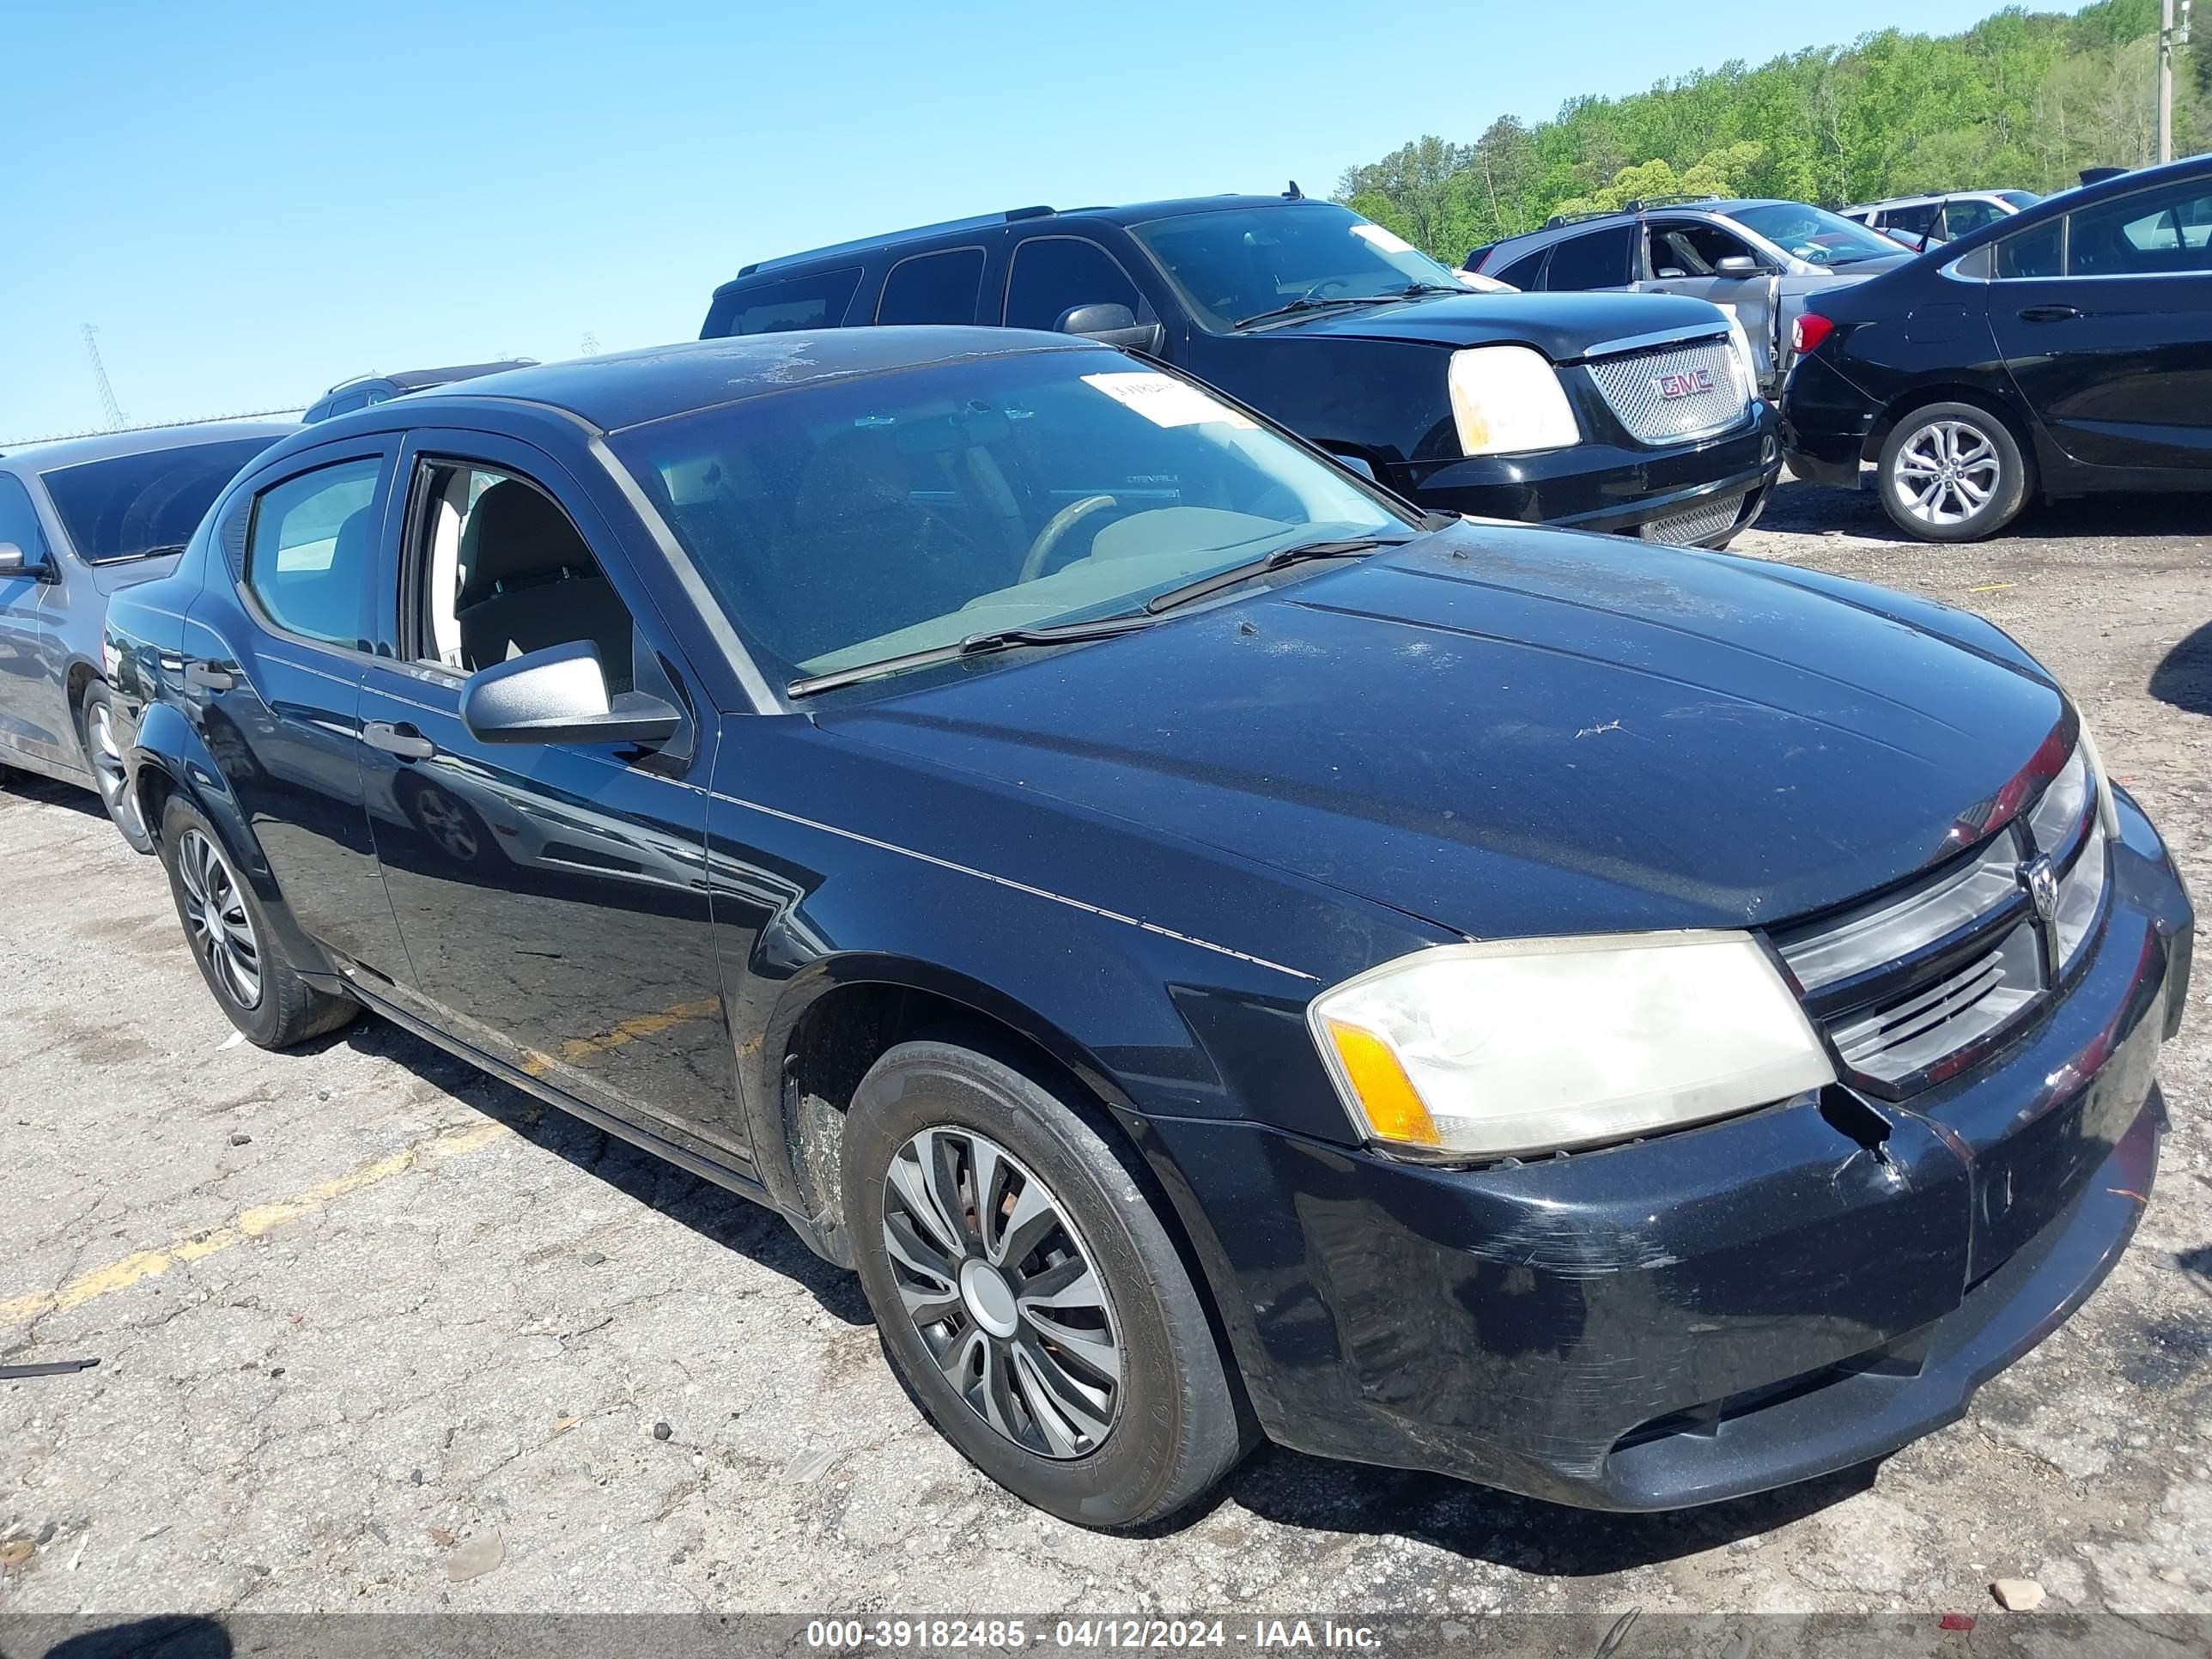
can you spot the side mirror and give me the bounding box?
[1054,303,1165,355]
[0,542,50,580]
[1713,255,1760,276]
[1329,453,1378,482]
[459,640,681,747]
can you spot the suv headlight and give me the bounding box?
[1447,345,1581,457]
[1309,932,1835,1159]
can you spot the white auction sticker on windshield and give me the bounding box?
[1351,222,1417,255]
[1082,372,1255,428]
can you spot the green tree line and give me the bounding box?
[1338,0,2206,263]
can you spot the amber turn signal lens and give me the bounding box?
[1321,1018,1442,1148]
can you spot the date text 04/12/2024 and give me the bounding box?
[802,1620,1383,1650]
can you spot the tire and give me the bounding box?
[1877,401,2032,542]
[843,1039,1247,1528]
[78,683,149,848]
[157,793,357,1048]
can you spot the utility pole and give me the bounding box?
[79,324,125,429]
[2160,0,2193,165]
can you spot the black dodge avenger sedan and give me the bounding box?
[104,331,2191,1528]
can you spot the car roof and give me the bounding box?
[1,418,298,473]
[321,361,535,397]
[325,329,1098,436]
[717,194,1324,289]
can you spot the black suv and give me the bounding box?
[702,195,1781,547]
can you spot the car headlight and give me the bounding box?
[2073,708,2123,838]
[1447,345,1580,457]
[1308,932,1835,1159]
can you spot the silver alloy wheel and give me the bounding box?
[176,828,264,1009]
[86,701,141,836]
[881,1125,1121,1460]
[1893,417,2002,526]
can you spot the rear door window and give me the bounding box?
[1004,237,1145,331]
[711,266,865,335]
[1541,226,1633,290]
[1994,218,2063,279]
[1495,248,1548,290]
[245,458,384,649]
[2067,184,2212,275]
[876,247,987,325]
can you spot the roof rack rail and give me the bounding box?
[733,205,1060,279]
[1541,193,1722,229]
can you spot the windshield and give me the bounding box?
[612,349,1409,688]
[40,437,275,562]
[1130,203,1474,330]
[1998,191,2043,210]
[1733,204,1905,267]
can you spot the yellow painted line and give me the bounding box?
[0,1120,509,1328]
[1965,582,2016,593]
[518,997,721,1079]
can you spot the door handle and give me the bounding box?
[185,662,235,691]
[364,720,435,760]
[2017,304,2081,323]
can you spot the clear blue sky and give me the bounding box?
[6,0,2013,441]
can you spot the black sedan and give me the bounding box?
[1783,155,2212,540]
[104,331,2190,1528]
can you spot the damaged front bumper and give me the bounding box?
[1154,789,2191,1511]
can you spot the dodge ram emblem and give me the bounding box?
[1654,368,1718,400]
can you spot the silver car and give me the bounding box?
[1463,198,1911,392]
[1842,191,2042,252]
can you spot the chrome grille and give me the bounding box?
[1774,743,2112,1093]
[1586,337,1752,444]
[1640,493,1747,545]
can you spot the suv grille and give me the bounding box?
[1773,744,2111,1094]
[1585,337,1752,445]
[1640,493,1746,545]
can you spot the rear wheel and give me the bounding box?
[157,793,356,1048]
[844,1039,1247,1529]
[1877,402,2031,542]
[79,683,148,846]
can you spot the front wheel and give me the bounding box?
[1877,403,2031,542]
[844,1039,1248,1529]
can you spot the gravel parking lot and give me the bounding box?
[2,477,2209,1627]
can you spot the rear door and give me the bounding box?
[355,427,736,1150]
[0,472,64,771]
[1987,177,2212,471]
[184,441,412,981]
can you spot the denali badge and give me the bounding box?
[2023,855,2059,923]
[1654,368,1717,400]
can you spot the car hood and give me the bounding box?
[818,526,2063,942]
[1261,290,1730,362]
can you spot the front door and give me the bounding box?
[356,430,736,1148]
[0,474,64,773]
[1988,177,2212,472]
[1641,218,1779,385]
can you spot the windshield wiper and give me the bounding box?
[786,613,1159,699]
[1143,537,1407,616]
[1234,295,1397,330]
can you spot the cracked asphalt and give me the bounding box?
[1,477,2209,1626]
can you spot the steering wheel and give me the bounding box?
[1019,495,1117,584]
[1299,277,1351,302]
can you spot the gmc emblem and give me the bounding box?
[1654,368,1717,400]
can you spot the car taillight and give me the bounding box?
[1794,313,1836,355]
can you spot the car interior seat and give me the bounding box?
[456,479,634,690]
